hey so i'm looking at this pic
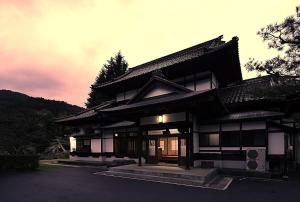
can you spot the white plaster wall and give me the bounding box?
[91,139,101,153]
[242,121,266,130]
[268,132,285,155]
[165,112,185,123]
[221,147,240,150]
[140,112,185,125]
[140,116,157,125]
[195,78,211,91]
[197,124,220,132]
[125,89,138,100]
[221,122,240,131]
[144,86,172,98]
[199,147,220,150]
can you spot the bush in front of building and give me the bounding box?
[0,155,39,171]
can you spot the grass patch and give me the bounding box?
[38,163,61,171]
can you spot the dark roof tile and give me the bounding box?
[219,75,300,105]
[95,35,228,88]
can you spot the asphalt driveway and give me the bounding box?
[0,165,299,202]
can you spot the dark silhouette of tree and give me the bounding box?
[86,51,128,108]
[245,15,300,77]
[0,90,82,155]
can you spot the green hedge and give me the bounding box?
[0,155,39,171]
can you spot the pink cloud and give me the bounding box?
[0,68,64,96]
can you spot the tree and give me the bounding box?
[245,15,300,77]
[85,51,128,108]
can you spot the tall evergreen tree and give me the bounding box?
[86,51,128,108]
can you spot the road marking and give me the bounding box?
[237,176,285,183]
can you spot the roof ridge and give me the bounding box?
[222,75,274,89]
[95,35,226,88]
[128,35,224,71]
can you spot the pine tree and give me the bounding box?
[245,14,300,77]
[85,51,128,108]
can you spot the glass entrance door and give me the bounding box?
[158,137,178,163]
[147,137,158,164]
[178,137,186,166]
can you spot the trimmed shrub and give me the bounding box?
[0,155,39,171]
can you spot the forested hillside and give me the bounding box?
[0,89,83,156]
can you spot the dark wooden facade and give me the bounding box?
[56,36,300,174]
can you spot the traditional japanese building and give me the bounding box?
[56,35,300,174]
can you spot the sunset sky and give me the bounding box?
[0,0,298,107]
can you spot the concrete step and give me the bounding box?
[110,166,217,183]
[100,170,206,186]
[96,170,232,190]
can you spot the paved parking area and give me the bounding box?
[0,165,299,202]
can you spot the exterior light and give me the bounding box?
[114,133,118,137]
[158,115,164,123]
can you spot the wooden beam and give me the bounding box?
[185,112,190,169]
[137,119,142,166]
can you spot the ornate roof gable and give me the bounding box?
[128,72,192,104]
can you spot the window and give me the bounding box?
[221,131,240,147]
[76,139,91,152]
[199,133,219,146]
[242,130,266,146]
[84,139,91,146]
[114,132,138,157]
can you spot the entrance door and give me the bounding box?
[147,137,158,164]
[158,137,178,163]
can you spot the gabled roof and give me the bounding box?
[128,74,192,104]
[95,35,230,89]
[219,75,300,105]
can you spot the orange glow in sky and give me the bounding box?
[0,0,298,107]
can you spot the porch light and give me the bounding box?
[114,133,118,137]
[158,115,164,123]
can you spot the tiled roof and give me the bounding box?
[219,75,300,105]
[101,121,136,129]
[95,35,229,88]
[217,110,284,121]
[100,89,215,113]
[55,101,114,123]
